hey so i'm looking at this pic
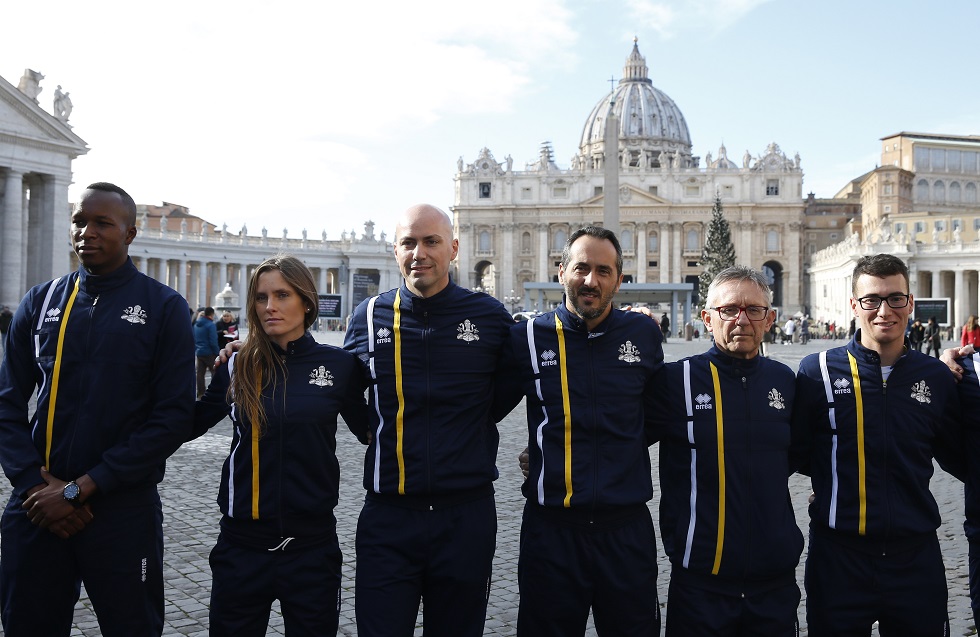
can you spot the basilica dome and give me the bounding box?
[579,40,693,168]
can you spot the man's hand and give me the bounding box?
[22,467,79,530]
[623,305,659,323]
[940,344,974,381]
[518,447,529,480]
[215,339,243,367]
[47,505,95,539]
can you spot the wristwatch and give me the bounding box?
[63,480,81,504]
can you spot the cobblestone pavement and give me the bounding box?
[1,334,974,636]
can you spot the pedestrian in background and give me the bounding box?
[925,316,943,357]
[962,315,980,350]
[193,255,368,636]
[193,307,219,399]
[0,305,12,353]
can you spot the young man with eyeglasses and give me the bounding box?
[794,253,964,636]
[650,265,805,636]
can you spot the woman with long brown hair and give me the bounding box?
[962,314,980,350]
[192,254,368,636]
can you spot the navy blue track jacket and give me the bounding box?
[0,258,194,497]
[511,302,664,509]
[344,282,520,501]
[955,353,980,543]
[653,345,804,584]
[193,332,368,545]
[796,332,965,543]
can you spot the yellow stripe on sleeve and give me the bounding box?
[555,317,573,508]
[709,362,726,575]
[251,370,261,519]
[847,352,867,536]
[393,290,407,495]
[44,278,80,468]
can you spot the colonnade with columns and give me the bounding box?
[914,266,980,328]
[0,167,72,308]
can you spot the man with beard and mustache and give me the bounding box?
[509,226,665,636]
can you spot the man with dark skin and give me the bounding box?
[0,183,195,637]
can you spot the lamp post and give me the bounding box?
[504,289,522,314]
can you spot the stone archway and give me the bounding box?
[762,260,784,309]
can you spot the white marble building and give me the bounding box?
[452,41,806,314]
[0,69,88,309]
[809,132,980,330]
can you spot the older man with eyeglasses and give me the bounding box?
[649,265,806,636]
[794,253,965,636]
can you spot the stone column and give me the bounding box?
[671,223,682,283]
[501,222,515,299]
[538,223,549,281]
[456,223,472,288]
[931,270,942,298]
[659,222,671,283]
[198,261,209,310]
[1,169,25,307]
[954,269,965,330]
[239,264,250,304]
[319,268,328,296]
[636,223,647,284]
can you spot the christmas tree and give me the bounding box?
[698,195,737,308]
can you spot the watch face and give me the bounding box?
[63,482,80,501]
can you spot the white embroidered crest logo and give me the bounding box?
[376,327,392,344]
[695,393,713,410]
[540,349,557,367]
[457,319,480,342]
[121,305,147,324]
[833,377,852,395]
[309,366,334,387]
[911,380,931,404]
[618,340,641,363]
[768,388,786,410]
[44,307,62,323]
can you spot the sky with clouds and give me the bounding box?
[3,0,979,240]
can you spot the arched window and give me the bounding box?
[966,183,978,204]
[521,231,531,252]
[933,180,945,204]
[950,182,962,203]
[620,229,633,252]
[552,229,567,252]
[685,229,699,251]
[648,232,659,252]
[767,229,780,252]
[479,230,491,252]
[917,179,930,201]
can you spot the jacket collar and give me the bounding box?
[77,257,139,295]
[271,331,316,357]
[703,341,763,374]
[396,280,458,313]
[554,296,616,336]
[846,328,911,365]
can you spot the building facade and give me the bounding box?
[0,69,88,309]
[452,41,807,314]
[809,132,980,329]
